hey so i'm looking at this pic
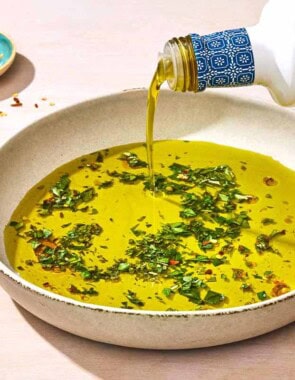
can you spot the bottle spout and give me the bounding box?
[157,49,180,91]
[157,53,174,82]
[160,36,198,92]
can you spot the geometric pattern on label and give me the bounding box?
[190,28,255,91]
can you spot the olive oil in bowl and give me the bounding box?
[5,140,295,311]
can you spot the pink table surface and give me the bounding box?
[0,1,294,379]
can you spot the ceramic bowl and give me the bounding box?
[0,89,294,349]
[0,32,16,76]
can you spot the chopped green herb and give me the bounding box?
[61,222,72,228]
[255,230,286,253]
[264,270,273,277]
[118,262,130,271]
[206,276,217,282]
[261,218,276,226]
[257,291,268,301]
[253,273,263,280]
[9,220,25,231]
[96,152,104,163]
[238,245,251,255]
[68,284,98,296]
[120,301,134,309]
[240,283,253,292]
[39,174,96,215]
[61,223,102,250]
[221,273,229,281]
[204,290,224,305]
[130,224,145,237]
[162,287,173,297]
[178,276,203,304]
[118,152,147,168]
[125,290,145,306]
[85,162,101,171]
[108,170,146,184]
[98,180,114,189]
[144,174,191,194]
[169,163,236,189]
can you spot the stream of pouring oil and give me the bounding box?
[145,60,166,190]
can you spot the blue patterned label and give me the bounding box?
[190,28,255,91]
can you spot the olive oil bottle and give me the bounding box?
[146,0,295,187]
[157,0,295,105]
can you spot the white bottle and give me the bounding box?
[247,0,295,105]
[161,0,295,106]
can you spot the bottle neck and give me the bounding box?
[161,35,198,92]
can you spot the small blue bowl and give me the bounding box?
[0,32,16,76]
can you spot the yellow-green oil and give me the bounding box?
[5,140,295,311]
[146,59,166,187]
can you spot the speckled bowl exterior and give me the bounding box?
[0,90,294,349]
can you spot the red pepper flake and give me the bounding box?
[43,197,55,205]
[202,240,210,246]
[11,97,23,107]
[169,259,179,266]
[271,280,289,297]
[205,269,213,275]
[247,196,259,204]
[34,245,45,255]
[263,177,277,186]
[41,239,57,249]
[43,282,55,290]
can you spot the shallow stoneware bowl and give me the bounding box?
[0,89,294,349]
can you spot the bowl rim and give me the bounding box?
[0,88,294,318]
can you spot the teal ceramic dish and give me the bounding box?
[0,32,16,76]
